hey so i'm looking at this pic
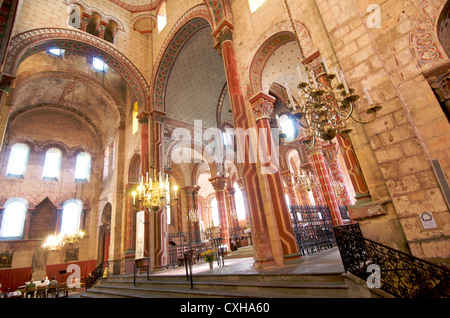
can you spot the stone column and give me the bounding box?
[151,111,168,270]
[250,92,301,264]
[0,76,14,154]
[281,171,298,206]
[137,112,150,177]
[293,174,311,206]
[307,146,343,226]
[304,52,371,203]
[323,143,353,206]
[301,162,325,206]
[185,186,200,243]
[212,21,277,268]
[209,176,230,250]
[22,209,33,240]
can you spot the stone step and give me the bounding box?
[81,272,350,298]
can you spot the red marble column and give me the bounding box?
[151,111,168,269]
[250,92,301,264]
[304,53,371,203]
[185,186,201,242]
[301,163,325,206]
[307,146,343,226]
[212,21,276,268]
[293,175,311,206]
[137,112,150,176]
[226,187,238,229]
[209,176,230,250]
[323,144,353,206]
[281,171,298,206]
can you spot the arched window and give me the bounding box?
[60,199,83,235]
[42,148,62,180]
[279,114,298,142]
[75,152,92,182]
[0,198,28,239]
[249,0,266,13]
[6,143,30,177]
[132,102,139,135]
[233,183,247,220]
[103,146,110,180]
[210,198,219,227]
[157,1,167,33]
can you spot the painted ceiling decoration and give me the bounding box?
[4,28,150,112]
[108,0,162,12]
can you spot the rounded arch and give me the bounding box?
[128,153,141,183]
[4,28,150,112]
[164,138,220,176]
[246,21,317,96]
[409,0,448,69]
[151,5,214,112]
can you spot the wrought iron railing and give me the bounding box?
[290,205,337,255]
[85,262,104,289]
[334,225,450,298]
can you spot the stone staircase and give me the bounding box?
[80,271,353,298]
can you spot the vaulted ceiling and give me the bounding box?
[9,49,129,148]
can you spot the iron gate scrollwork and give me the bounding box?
[289,205,338,255]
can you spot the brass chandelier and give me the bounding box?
[132,171,178,212]
[42,230,85,252]
[282,0,382,148]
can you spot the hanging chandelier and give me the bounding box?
[282,0,382,148]
[188,208,199,223]
[42,230,85,252]
[132,171,178,211]
[297,170,319,192]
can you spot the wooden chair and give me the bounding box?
[57,283,68,298]
[133,257,150,286]
[47,285,58,298]
[35,285,47,298]
[24,287,36,298]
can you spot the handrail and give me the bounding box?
[334,225,450,298]
[85,262,104,290]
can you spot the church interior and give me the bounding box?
[0,0,449,299]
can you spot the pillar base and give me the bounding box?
[124,250,135,274]
[253,257,277,270]
[348,197,391,220]
[283,253,303,265]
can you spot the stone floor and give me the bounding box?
[152,246,345,277]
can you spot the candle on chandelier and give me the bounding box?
[285,82,296,110]
[340,70,350,94]
[321,57,330,74]
[363,87,373,105]
[334,67,342,83]
[297,65,304,83]
[310,70,318,88]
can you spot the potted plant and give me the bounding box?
[201,249,215,269]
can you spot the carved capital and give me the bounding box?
[250,92,276,121]
[209,176,227,192]
[137,111,150,125]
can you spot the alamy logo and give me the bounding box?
[366,264,381,288]
[367,4,381,29]
[66,264,81,289]
[170,121,280,175]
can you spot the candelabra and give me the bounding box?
[42,230,85,252]
[297,170,318,192]
[282,0,382,148]
[132,171,178,212]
